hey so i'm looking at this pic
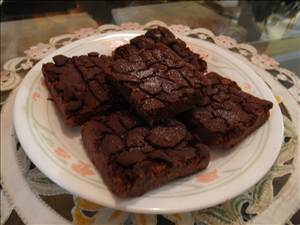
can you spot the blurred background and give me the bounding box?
[1,0,299,75]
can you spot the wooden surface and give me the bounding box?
[1,12,98,67]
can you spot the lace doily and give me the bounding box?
[1,21,299,225]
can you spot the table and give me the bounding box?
[1,2,300,224]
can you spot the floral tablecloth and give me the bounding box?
[1,21,299,225]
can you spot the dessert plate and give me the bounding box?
[14,31,283,214]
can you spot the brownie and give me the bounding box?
[42,53,125,127]
[113,27,207,73]
[180,72,273,149]
[144,26,207,72]
[108,40,210,125]
[81,110,210,197]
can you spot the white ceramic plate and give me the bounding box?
[14,31,283,214]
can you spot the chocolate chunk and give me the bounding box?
[88,52,99,57]
[106,114,126,134]
[53,55,68,66]
[168,148,196,162]
[114,44,139,58]
[129,143,154,153]
[89,80,109,103]
[117,151,146,167]
[145,26,176,45]
[62,86,73,101]
[118,113,139,130]
[147,123,186,148]
[131,36,155,49]
[149,150,172,163]
[126,127,148,147]
[166,69,188,87]
[128,54,143,63]
[142,98,164,111]
[140,77,162,95]
[65,100,82,112]
[112,58,146,73]
[112,73,139,82]
[161,79,178,94]
[140,50,156,65]
[130,87,150,104]
[135,68,154,79]
[181,148,196,160]
[100,134,124,153]
[157,92,180,103]
[113,59,133,73]
[93,122,112,134]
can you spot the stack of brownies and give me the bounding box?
[42,27,273,197]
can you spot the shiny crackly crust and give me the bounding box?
[81,110,210,197]
[180,72,273,149]
[42,53,124,127]
[108,35,209,125]
[144,26,207,72]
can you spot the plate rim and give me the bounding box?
[13,30,284,214]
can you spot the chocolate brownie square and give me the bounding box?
[144,26,207,72]
[81,110,210,197]
[180,72,273,149]
[113,27,207,73]
[108,40,209,125]
[42,53,124,127]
